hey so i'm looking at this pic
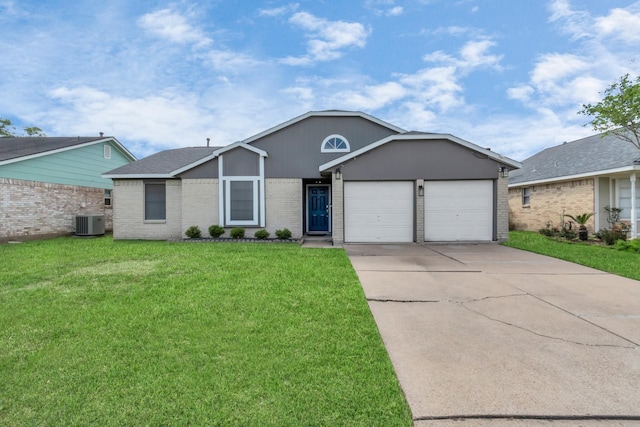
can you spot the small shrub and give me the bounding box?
[613,239,640,253]
[230,227,245,239]
[559,227,577,240]
[275,228,292,240]
[254,229,270,240]
[208,225,225,238]
[596,228,626,245]
[185,225,201,239]
[538,227,559,237]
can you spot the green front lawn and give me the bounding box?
[504,231,640,281]
[0,237,411,426]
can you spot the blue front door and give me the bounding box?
[308,186,330,233]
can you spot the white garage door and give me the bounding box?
[344,181,414,243]
[424,180,493,241]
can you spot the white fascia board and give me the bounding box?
[102,173,174,179]
[109,137,137,161]
[508,165,640,188]
[0,138,134,166]
[213,141,268,157]
[242,110,406,144]
[319,133,522,172]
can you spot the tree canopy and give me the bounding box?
[0,118,46,137]
[579,74,640,150]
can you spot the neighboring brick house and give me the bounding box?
[104,110,520,243]
[0,136,136,242]
[508,132,640,238]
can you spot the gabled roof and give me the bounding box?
[319,132,522,172]
[104,147,220,178]
[241,110,406,144]
[0,136,136,165]
[509,132,640,186]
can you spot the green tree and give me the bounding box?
[579,74,640,150]
[0,118,46,137]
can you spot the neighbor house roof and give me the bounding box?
[319,132,522,172]
[509,132,640,186]
[103,146,220,178]
[0,136,136,165]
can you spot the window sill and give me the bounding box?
[144,220,166,224]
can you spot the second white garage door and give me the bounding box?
[344,181,414,243]
[424,180,493,241]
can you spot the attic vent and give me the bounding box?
[104,145,111,159]
[76,215,105,236]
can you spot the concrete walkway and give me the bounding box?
[345,243,640,426]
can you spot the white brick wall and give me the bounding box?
[113,179,183,240]
[496,176,509,240]
[265,178,302,238]
[331,174,344,244]
[181,179,219,236]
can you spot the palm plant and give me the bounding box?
[565,213,594,240]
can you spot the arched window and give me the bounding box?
[321,134,350,153]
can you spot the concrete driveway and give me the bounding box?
[345,244,640,426]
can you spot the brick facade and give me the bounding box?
[331,174,344,244]
[496,175,509,240]
[0,177,111,242]
[265,178,303,238]
[508,178,595,232]
[181,179,219,235]
[112,179,183,240]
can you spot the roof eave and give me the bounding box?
[102,173,175,179]
[243,110,406,144]
[508,165,640,187]
[0,137,134,166]
[319,133,521,172]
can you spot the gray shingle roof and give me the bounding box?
[0,137,106,162]
[509,132,640,185]
[104,147,220,175]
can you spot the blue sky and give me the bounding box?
[1,0,639,161]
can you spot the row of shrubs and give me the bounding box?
[185,225,292,240]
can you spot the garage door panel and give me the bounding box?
[345,181,414,243]
[424,180,493,242]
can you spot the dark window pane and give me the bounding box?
[145,183,166,220]
[230,181,254,221]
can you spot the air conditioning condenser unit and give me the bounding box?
[76,215,105,236]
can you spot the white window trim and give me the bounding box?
[143,181,166,222]
[225,178,260,226]
[321,134,350,153]
[218,153,266,227]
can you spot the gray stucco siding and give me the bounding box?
[250,116,400,178]
[338,139,502,180]
[179,159,218,179]
[222,148,260,176]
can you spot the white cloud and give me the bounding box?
[259,4,299,17]
[507,85,534,103]
[334,82,407,110]
[388,6,404,16]
[509,1,640,115]
[595,8,640,43]
[424,38,503,72]
[138,8,212,48]
[282,11,369,65]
